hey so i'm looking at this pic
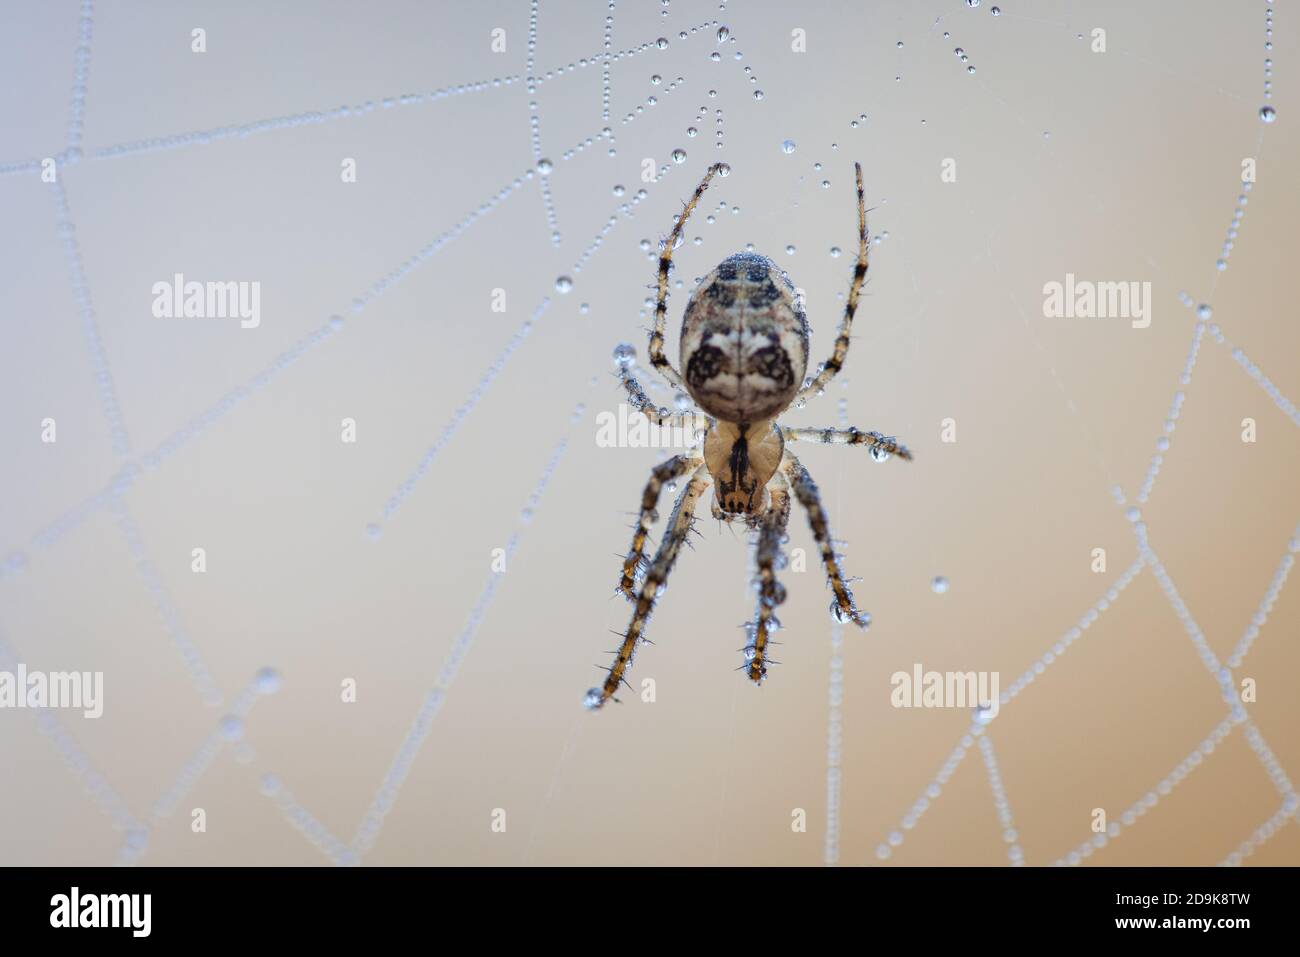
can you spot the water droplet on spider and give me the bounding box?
[674,392,692,411]
[717,25,730,42]
[781,138,796,154]
[555,275,574,293]
[612,343,636,368]
[716,162,730,177]
[1260,105,1276,123]
[770,582,788,604]
[671,148,687,163]
[255,667,281,694]
[536,158,553,175]
[753,89,765,101]
[583,688,604,710]
[869,443,892,462]
[651,74,662,85]
[931,576,950,594]
[829,601,854,624]
[219,715,244,742]
[656,37,668,49]
[665,480,678,494]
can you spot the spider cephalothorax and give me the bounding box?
[585,162,913,711]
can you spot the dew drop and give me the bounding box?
[781,138,796,154]
[687,126,698,137]
[829,601,852,624]
[671,148,687,163]
[651,74,662,85]
[656,37,668,49]
[785,244,796,255]
[612,343,636,368]
[830,246,841,258]
[717,26,730,42]
[255,667,281,694]
[555,275,574,293]
[1260,105,1276,123]
[219,715,244,742]
[1196,303,1212,320]
[753,89,765,101]
[931,576,950,594]
[536,158,553,175]
[716,162,731,177]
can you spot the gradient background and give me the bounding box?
[1,0,1297,867]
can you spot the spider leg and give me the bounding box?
[589,464,712,709]
[618,363,712,433]
[649,162,727,391]
[781,425,912,462]
[618,450,703,599]
[782,451,870,628]
[795,162,868,404]
[746,471,791,683]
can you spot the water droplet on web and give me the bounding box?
[672,148,687,163]
[219,715,244,742]
[716,163,730,177]
[555,275,574,293]
[365,523,382,541]
[1126,507,1141,523]
[612,184,625,196]
[1259,105,1276,123]
[753,89,765,101]
[830,246,841,258]
[656,37,668,49]
[651,74,662,85]
[781,138,796,154]
[966,0,981,7]
[991,6,1001,15]
[931,576,949,594]
[687,126,698,137]
[537,158,553,175]
[974,704,995,725]
[710,51,720,62]
[1196,303,1212,319]
[717,26,730,43]
[255,667,281,694]
[612,343,636,368]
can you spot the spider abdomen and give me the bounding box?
[680,252,809,423]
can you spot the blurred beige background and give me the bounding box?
[1,0,1297,866]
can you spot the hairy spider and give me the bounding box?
[584,162,912,710]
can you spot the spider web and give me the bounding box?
[0,0,1296,867]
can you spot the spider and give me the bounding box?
[584,162,912,710]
